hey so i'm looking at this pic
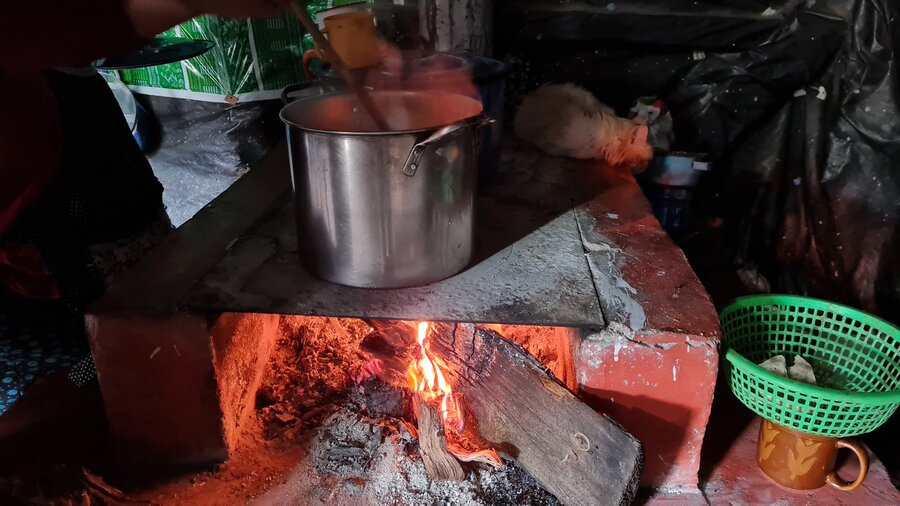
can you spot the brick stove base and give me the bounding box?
[579,329,717,489]
[87,138,720,491]
[87,312,280,465]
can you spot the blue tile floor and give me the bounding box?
[0,294,89,414]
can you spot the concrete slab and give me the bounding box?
[579,329,718,489]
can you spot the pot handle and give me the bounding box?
[402,116,496,177]
[281,81,343,105]
[281,82,314,105]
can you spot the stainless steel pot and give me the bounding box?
[280,87,487,288]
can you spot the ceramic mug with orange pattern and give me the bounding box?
[302,11,383,79]
[757,419,869,491]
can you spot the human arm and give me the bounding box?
[1,0,287,70]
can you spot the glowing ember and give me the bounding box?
[407,322,463,432]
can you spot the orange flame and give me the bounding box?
[407,322,463,432]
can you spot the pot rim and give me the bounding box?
[279,89,484,136]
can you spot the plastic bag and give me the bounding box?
[727,0,900,316]
[496,0,900,317]
[139,95,283,226]
[115,2,371,103]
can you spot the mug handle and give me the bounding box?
[826,439,869,491]
[302,49,320,80]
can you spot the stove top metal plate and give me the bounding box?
[184,143,605,327]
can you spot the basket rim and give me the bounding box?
[721,294,900,404]
[721,294,898,334]
[724,348,900,403]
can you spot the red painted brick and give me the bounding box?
[573,167,721,490]
[86,311,278,467]
[579,169,720,338]
[578,329,718,489]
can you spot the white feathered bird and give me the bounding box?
[513,83,653,167]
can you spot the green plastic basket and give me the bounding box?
[720,295,900,437]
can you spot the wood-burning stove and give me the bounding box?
[86,138,720,502]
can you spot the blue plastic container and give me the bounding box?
[637,152,711,235]
[637,152,710,187]
[464,55,511,186]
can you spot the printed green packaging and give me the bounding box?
[115,1,370,103]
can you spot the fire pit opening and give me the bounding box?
[245,315,633,505]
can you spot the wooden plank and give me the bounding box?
[363,321,643,506]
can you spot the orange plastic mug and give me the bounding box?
[757,419,869,491]
[302,11,382,79]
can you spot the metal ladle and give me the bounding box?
[289,0,390,131]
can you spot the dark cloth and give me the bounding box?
[3,70,164,315]
[0,1,149,298]
[30,70,164,244]
[0,202,172,414]
[0,3,164,413]
[1,3,146,70]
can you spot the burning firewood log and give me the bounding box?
[363,320,643,506]
[413,394,465,481]
[404,322,503,480]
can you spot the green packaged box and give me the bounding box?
[116,1,370,103]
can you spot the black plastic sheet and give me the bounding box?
[497,0,900,319]
[138,96,283,226]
